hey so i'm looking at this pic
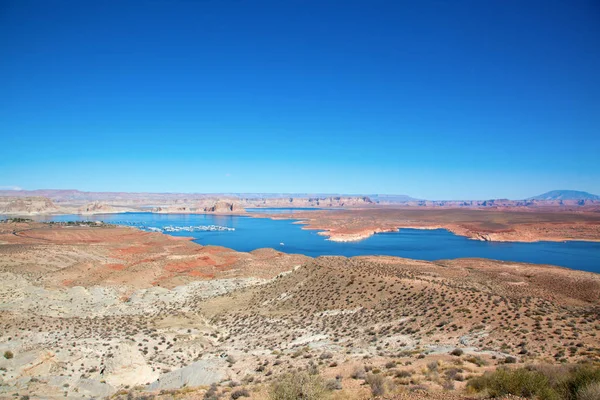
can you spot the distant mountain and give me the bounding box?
[528,190,600,201]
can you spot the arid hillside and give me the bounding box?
[0,221,308,289]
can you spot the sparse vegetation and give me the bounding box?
[468,364,600,400]
[465,355,488,367]
[269,372,329,400]
[230,388,250,399]
[350,366,366,380]
[324,377,342,391]
[366,373,388,396]
[450,348,463,356]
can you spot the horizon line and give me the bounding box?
[1,187,598,202]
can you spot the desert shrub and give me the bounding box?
[465,355,487,367]
[350,366,366,380]
[450,348,464,357]
[467,364,600,400]
[468,367,557,399]
[577,382,600,400]
[366,373,386,397]
[385,361,397,368]
[556,364,600,400]
[445,368,464,381]
[410,384,428,392]
[3,351,13,359]
[307,361,319,375]
[395,370,412,378]
[427,361,438,372]
[230,388,250,399]
[324,378,342,391]
[204,383,219,400]
[269,372,328,400]
[442,379,455,390]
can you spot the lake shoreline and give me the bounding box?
[10,211,600,274]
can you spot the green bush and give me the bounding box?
[3,351,13,359]
[467,364,600,400]
[269,372,329,400]
[468,367,558,399]
[557,364,600,400]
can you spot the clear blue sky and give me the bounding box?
[1,0,599,199]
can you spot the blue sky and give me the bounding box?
[1,0,599,200]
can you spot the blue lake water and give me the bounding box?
[25,212,600,273]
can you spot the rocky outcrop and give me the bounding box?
[0,196,60,215]
[79,201,113,213]
[146,358,228,391]
[77,201,117,214]
[203,201,243,213]
[104,343,158,387]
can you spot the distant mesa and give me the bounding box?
[1,190,599,215]
[203,200,243,213]
[78,201,117,214]
[0,196,60,215]
[528,190,600,201]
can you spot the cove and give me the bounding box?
[34,212,600,274]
